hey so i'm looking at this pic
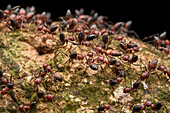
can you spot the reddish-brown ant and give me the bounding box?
[139,59,160,80]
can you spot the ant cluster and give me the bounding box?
[0,63,62,112]
[143,31,169,55]
[0,5,169,113]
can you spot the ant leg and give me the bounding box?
[154,71,161,80]
[5,95,8,107]
[99,91,108,105]
[71,44,78,52]
[6,25,13,31]
[142,33,159,41]
[20,20,24,31]
[53,48,60,65]
[63,59,71,66]
[106,38,114,50]
[162,103,168,112]
[140,60,147,72]
[73,32,79,42]
[150,72,158,80]
[34,25,38,33]
[99,62,104,72]
[92,40,97,47]
[10,90,19,104]
[67,43,73,53]
[127,30,140,39]
[130,73,136,79]
[50,73,55,84]
[75,43,84,52]
[28,20,33,27]
[84,65,90,74]
[53,51,68,65]
[131,63,142,68]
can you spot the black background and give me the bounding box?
[0,0,169,39]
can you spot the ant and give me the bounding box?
[142,31,169,55]
[156,64,170,80]
[132,101,167,113]
[139,59,159,80]
[53,43,84,68]
[119,40,139,53]
[113,21,140,39]
[0,71,20,107]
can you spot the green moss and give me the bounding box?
[65,101,80,111]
